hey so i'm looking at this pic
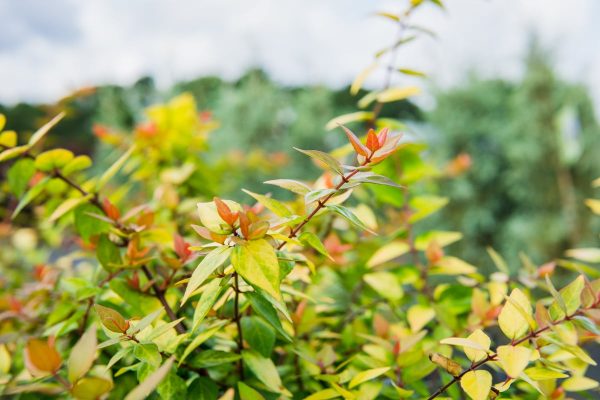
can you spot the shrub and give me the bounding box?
[1,1,599,399]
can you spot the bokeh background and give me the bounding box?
[2,0,600,269]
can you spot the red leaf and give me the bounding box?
[102,198,120,221]
[173,233,191,261]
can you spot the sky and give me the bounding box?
[1,0,599,111]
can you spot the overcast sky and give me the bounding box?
[1,0,599,111]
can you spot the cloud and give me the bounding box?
[0,0,598,113]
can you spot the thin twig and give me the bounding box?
[233,272,245,379]
[277,157,371,251]
[141,265,187,335]
[427,308,590,399]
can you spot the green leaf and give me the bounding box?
[305,188,338,205]
[246,291,292,342]
[186,377,218,400]
[157,370,186,400]
[129,308,163,334]
[264,179,311,195]
[96,234,122,271]
[548,275,584,320]
[242,350,287,394]
[34,149,74,172]
[242,189,292,217]
[238,382,266,400]
[294,148,343,175]
[48,195,92,222]
[7,158,35,197]
[187,350,241,368]
[28,112,65,147]
[0,145,29,163]
[179,322,226,366]
[348,367,390,389]
[74,204,110,241]
[350,172,402,188]
[124,357,174,400]
[67,324,97,382]
[181,247,232,305]
[241,316,276,357]
[327,204,375,234]
[192,278,225,333]
[62,155,92,175]
[232,239,281,300]
[0,131,16,148]
[299,232,333,260]
[134,343,162,368]
[96,145,135,191]
[408,195,448,223]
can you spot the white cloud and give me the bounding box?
[0,0,598,112]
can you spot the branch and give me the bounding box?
[427,308,590,399]
[276,157,370,251]
[141,265,187,335]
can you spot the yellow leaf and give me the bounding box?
[460,370,491,400]
[524,367,568,380]
[366,241,410,268]
[232,239,281,301]
[348,367,390,388]
[498,288,532,339]
[71,377,113,400]
[562,376,599,391]
[68,324,97,382]
[464,329,491,362]
[497,345,532,378]
[350,64,378,95]
[0,344,11,374]
[376,86,421,103]
[124,357,174,400]
[407,305,435,332]
[440,337,488,352]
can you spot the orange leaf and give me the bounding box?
[340,125,368,156]
[95,304,130,333]
[213,197,237,226]
[366,129,380,152]
[24,338,62,375]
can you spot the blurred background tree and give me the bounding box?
[428,40,600,269]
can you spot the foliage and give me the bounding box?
[1,1,600,399]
